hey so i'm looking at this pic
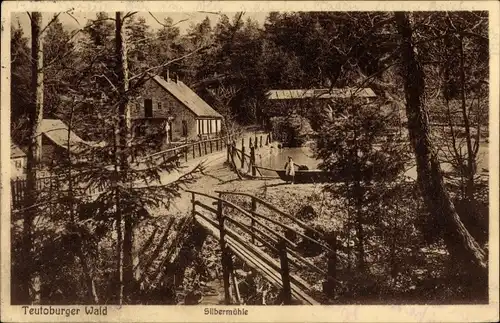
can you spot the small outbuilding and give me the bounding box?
[11,144,27,178]
[39,119,88,165]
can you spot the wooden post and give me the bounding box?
[323,231,337,298]
[269,132,273,143]
[198,142,202,157]
[255,135,258,150]
[260,135,263,148]
[241,144,246,169]
[210,140,213,153]
[226,142,230,162]
[251,197,256,244]
[217,198,232,305]
[204,141,208,155]
[191,192,196,217]
[278,238,292,305]
[231,141,237,167]
[265,134,269,146]
[11,181,15,209]
[192,143,196,159]
[231,265,242,304]
[226,247,238,303]
[249,137,252,148]
[250,146,256,176]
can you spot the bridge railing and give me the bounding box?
[187,189,303,304]
[215,190,341,298]
[141,135,233,166]
[187,189,337,304]
[226,133,273,178]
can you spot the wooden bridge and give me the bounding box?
[187,189,340,305]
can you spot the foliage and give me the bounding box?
[315,98,410,275]
[270,113,315,147]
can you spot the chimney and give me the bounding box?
[165,69,170,82]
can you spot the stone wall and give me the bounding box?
[133,78,198,141]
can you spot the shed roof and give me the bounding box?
[153,76,223,118]
[40,119,87,152]
[266,88,377,100]
[11,144,26,159]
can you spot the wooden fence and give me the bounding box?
[11,175,63,210]
[141,135,233,166]
[216,190,340,299]
[227,132,273,179]
[10,135,239,210]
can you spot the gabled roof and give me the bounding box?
[266,88,377,100]
[11,144,26,159]
[153,76,223,118]
[40,119,87,152]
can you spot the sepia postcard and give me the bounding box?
[1,1,499,322]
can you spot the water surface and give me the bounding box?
[258,146,320,176]
[258,142,489,180]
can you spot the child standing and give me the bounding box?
[284,156,295,184]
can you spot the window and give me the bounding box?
[144,99,153,118]
[210,119,216,133]
[182,120,188,137]
[14,159,22,169]
[216,119,221,133]
[157,102,162,110]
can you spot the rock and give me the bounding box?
[296,205,317,221]
[284,228,298,243]
[184,290,203,305]
[235,269,248,278]
[298,226,323,257]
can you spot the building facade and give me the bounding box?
[132,75,223,143]
[11,145,26,178]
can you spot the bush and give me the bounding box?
[270,114,315,147]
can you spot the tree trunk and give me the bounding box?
[115,11,134,301]
[458,35,476,202]
[20,11,44,304]
[68,100,100,303]
[354,190,366,271]
[395,13,487,280]
[113,124,124,305]
[169,222,208,289]
[77,248,99,304]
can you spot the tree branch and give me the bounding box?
[122,11,138,22]
[41,12,63,35]
[148,12,190,28]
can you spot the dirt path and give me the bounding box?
[150,131,278,216]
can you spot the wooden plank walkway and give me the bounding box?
[194,213,319,305]
[186,189,333,305]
